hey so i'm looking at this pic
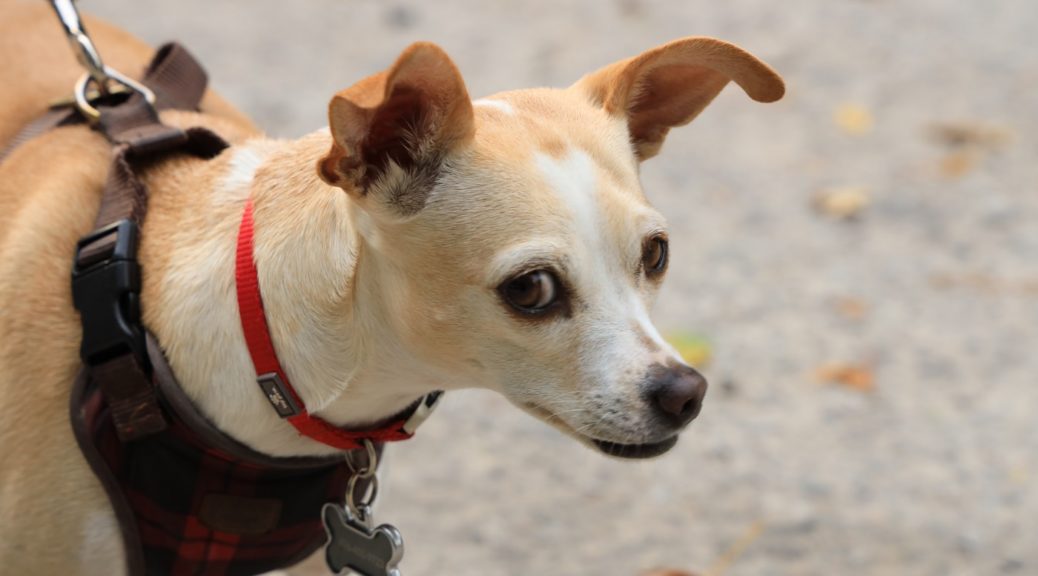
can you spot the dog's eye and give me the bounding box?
[643,235,668,277]
[501,270,558,313]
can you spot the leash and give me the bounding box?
[5,2,442,574]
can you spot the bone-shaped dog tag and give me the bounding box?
[322,503,404,576]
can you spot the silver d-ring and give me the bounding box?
[74,67,157,123]
[72,74,101,122]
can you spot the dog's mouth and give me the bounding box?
[522,402,679,459]
[591,436,679,459]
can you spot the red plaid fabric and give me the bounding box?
[72,361,356,576]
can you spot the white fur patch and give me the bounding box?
[537,149,686,375]
[631,293,681,356]
[535,149,601,254]
[473,98,515,115]
[217,145,266,205]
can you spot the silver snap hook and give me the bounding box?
[49,0,157,122]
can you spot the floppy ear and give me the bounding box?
[319,42,475,214]
[572,37,785,161]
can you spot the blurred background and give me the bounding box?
[84,1,1037,574]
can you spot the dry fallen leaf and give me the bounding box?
[834,297,868,320]
[834,103,874,135]
[813,187,871,220]
[939,150,980,178]
[927,122,1012,149]
[926,122,1012,179]
[815,363,875,392]
[665,332,712,367]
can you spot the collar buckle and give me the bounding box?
[401,391,444,435]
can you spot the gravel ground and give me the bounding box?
[81,1,1038,574]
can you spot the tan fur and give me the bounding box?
[0,2,783,573]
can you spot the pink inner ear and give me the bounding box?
[627,64,730,150]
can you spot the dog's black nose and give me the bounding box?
[647,364,708,428]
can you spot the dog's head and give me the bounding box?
[319,38,783,458]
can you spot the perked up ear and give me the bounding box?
[572,37,785,161]
[319,42,475,214]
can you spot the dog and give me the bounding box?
[0,2,783,574]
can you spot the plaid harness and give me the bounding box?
[71,335,365,576]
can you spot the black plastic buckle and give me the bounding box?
[71,219,148,369]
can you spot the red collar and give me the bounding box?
[235,198,440,451]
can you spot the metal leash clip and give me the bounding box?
[49,0,155,122]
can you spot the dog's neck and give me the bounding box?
[142,129,450,457]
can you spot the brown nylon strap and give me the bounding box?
[68,44,229,441]
[0,42,208,165]
[78,122,225,264]
[93,355,167,439]
[144,43,209,112]
[87,41,223,246]
[0,108,78,163]
[74,42,228,270]
[91,101,188,229]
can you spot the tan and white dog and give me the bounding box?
[0,2,783,574]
